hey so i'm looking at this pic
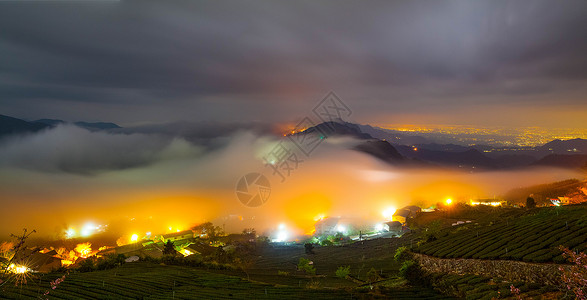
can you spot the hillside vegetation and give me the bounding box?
[413,204,587,263]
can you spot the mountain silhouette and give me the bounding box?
[0,114,50,138]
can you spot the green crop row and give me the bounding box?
[414,205,587,263]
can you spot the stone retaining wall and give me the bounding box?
[413,253,568,286]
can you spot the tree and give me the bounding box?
[558,246,586,299]
[304,243,315,254]
[526,196,536,209]
[193,222,224,242]
[163,240,176,256]
[0,228,36,287]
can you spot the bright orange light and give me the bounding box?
[313,214,326,222]
[130,234,139,242]
[61,260,74,266]
[8,264,29,274]
[382,207,396,219]
[446,198,453,205]
[75,242,93,258]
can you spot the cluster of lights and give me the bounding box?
[470,201,501,207]
[65,222,107,239]
[168,226,182,233]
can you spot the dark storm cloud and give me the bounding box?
[0,0,586,124]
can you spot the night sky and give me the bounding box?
[1,0,586,128]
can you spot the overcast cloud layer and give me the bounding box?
[1,0,586,127]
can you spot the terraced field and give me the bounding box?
[1,259,451,299]
[413,205,587,263]
[2,262,354,299]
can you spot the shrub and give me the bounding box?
[277,270,289,276]
[335,265,350,279]
[306,279,321,289]
[297,258,316,275]
[399,260,425,284]
[394,246,410,262]
[320,239,333,246]
[96,254,126,270]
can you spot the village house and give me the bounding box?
[392,205,422,224]
[162,230,195,243]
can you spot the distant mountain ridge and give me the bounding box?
[2,114,586,170]
[0,114,122,139]
[34,118,121,130]
[295,120,587,170]
[293,121,406,164]
[0,114,50,137]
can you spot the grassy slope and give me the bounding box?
[412,204,587,263]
